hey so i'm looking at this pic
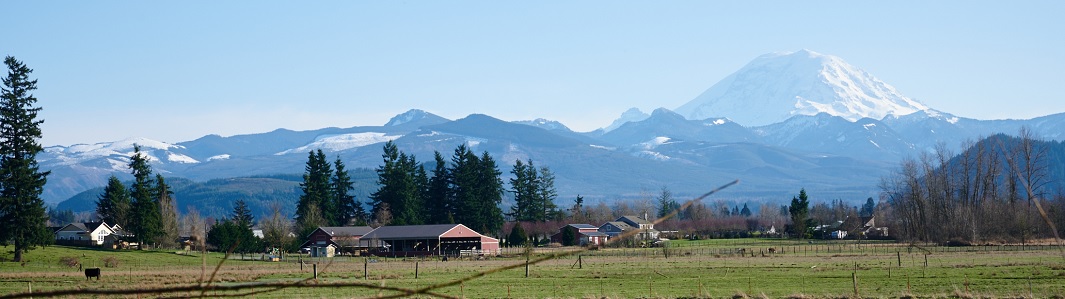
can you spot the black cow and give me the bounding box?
[84,268,101,280]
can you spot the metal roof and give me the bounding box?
[361,224,468,240]
[568,224,597,229]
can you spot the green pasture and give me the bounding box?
[2,241,1064,298]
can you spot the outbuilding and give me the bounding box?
[300,226,375,257]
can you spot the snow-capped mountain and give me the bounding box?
[675,49,929,126]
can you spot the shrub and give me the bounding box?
[59,256,79,268]
[102,256,120,268]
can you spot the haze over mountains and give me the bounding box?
[46,50,1065,217]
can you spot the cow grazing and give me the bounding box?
[84,268,101,280]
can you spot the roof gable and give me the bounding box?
[618,216,651,226]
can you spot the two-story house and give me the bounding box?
[55,221,116,246]
[600,216,660,241]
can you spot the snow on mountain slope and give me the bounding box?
[385,109,429,126]
[514,118,572,131]
[274,132,402,155]
[676,49,929,126]
[42,137,187,166]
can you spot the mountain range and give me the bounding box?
[46,50,1065,219]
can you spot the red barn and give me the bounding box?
[359,224,499,257]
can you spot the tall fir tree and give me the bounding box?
[425,151,454,224]
[472,151,504,233]
[156,174,179,248]
[295,149,331,236]
[789,188,811,239]
[656,186,679,219]
[96,175,132,227]
[331,157,361,226]
[128,144,162,248]
[370,141,424,225]
[449,145,478,228]
[508,159,537,221]
[231,199,254,229]
[0,56,51,262]
[536,165,559,221]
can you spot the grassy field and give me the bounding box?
[2,239,1064,298]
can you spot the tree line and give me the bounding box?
[879,129,1065,243]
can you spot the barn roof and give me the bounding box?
[361,224,478,240]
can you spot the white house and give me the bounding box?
[55,221,116,246]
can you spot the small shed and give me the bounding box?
[359,224,499,257]
[300,226,375,257]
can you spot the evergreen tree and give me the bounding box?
[570,195,586,223]
[789,188,811,239]
[231,199,254,229]
[331,157,360,226]
[426,151,453,224]
[507,223,528,247]
[509,160,559,222]
[449,144,477,225]
[96,175,132,227]
[860,197,876,217]
[369,141,424,225]
[560,227,576,246]
[656,187,680,219]
[156,174,179,248]
[296,150,331,234]
[128,145,162,248]
[207,218,257,254]
[473,151,504,233]
[508,159,538,221]
[740,203,752,217]
[47,208,75,225]
[536,165,560,220]
[0,56,51,262]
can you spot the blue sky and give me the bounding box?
[6,1,1064,146]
